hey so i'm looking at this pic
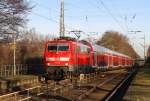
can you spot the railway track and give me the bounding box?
[102,68,138,101]
[0,68,133,101]
[61,70,128,101]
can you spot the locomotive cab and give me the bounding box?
[44,41,73,71]
[44,40,75,80]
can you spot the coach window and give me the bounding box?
[80,46,83,52]
[81,46,86,53]
[81,46,89,53]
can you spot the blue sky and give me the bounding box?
[27,0,150,58]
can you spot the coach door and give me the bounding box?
[94,51,97,66]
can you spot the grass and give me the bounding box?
[124,67,150,101]
[133,68,150,86]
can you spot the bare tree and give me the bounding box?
[17,29,45,63]
[0,0,31,42]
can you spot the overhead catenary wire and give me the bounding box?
[32,0,60,13]
[105,0,130,33]
[31,11,58,24]
[31,0,105,33]
[32,1,86,21]
[31,0,127,36]
[89,0,126,32]
[87,0,104,12]
[30,11,79,33]
[31,0,85,35]
[98,0,126,32]
[33,0,105,22]
[107,0,137,33]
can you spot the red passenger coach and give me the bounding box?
[89,44,133,69]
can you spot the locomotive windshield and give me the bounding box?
[48,43,69,51]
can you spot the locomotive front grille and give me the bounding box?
[47,66,69,72]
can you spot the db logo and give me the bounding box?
[56,58,60,61]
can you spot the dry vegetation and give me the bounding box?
[0,29,44,64]
[147,46,150,57]
[146,46,150,63]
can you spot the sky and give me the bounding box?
[27,0,150,58]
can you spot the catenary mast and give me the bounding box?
[60,0,65,37]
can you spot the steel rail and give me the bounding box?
[74,73,123,101]
[102,68,138,101]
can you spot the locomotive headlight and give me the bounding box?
[60,57,69,61]
[47,63,50,66]
[46,57,55,61]
[65,63,68,66]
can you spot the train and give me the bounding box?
[44,38,133,79]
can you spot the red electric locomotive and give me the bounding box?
[44,39,92,75]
